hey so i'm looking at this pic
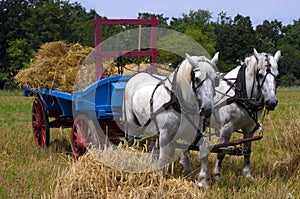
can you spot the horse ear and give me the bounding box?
[211,52,219,64]
[274,50,281,62]
[253,48,260,59]
[185,53,198,68]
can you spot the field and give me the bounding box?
[0,88,300,198]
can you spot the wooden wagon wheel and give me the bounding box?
[32,97,50,149]
[71,114,99,160]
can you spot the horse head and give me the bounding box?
[253,49,281,110]
[185,52,219,118]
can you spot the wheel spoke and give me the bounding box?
[71,115,98,159]
[31,98,49,148]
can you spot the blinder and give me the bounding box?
[256,54,278,91]
[191,69,216,97]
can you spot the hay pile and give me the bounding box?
[15,41,94,92]
[15,41,172,92]
[48,147,201,199]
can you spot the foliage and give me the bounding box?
[1,2,300,88]
[280,73,298,87]
[277,19,300,80]
[7,39,32,74]
[214,13,256,71]
[0,0,96,89]
[255,20,283,53]
[170,9,216,56]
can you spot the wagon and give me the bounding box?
[24,74,132,159]
[24,15,264,160]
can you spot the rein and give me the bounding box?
[214,62,265,134]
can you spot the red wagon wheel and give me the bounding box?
[71,114,98,160]
[32,97,50,149]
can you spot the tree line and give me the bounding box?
[1,0,300,89]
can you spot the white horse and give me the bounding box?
[181,49,281,186]
[123,53,219,176]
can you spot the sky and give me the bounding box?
[69,0,299,27]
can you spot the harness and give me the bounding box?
[215,54,278,135]
[130,65,211,144]
[256,54,278,92]
[228,63,265,122]
[214,57,273,134]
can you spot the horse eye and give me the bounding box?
[258,74,264,79]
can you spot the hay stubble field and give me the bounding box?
[0,88,299,198]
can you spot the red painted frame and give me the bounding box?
[91,15,160,80]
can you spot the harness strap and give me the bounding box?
[136,69,182,133]
[215,63,264,134]
[133,66,205,142]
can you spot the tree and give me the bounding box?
[21,0,95,49]
[277,19,300,81]
[0,0,97,89]
[214,13,256,71]
[7,39,32,74]
[62,2,96,46]
[0,0,31,89]
[138,12,169,28]
[255,20,283,53]
[170,9,212,32]
[170,9,216,56]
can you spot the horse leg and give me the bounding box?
[158,130,176,170]
[179,150,192,173]
[197,136,210,188]
[242,131,254,178]
[197,154,209,188]
[212,123,233,181]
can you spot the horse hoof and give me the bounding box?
[245,174,254,179]
[213,173,221,181]
[243,169,254,179]
[197,180,209,189]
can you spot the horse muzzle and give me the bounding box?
[266,99,278,111]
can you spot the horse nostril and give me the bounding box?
[266,99,278,110]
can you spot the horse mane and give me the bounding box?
[177,59,193,85]
[175,56,216,113]
[244,54,259,71]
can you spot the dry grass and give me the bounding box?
[1,89,300,199]
[47,151,201,199]
[272,117,300,175]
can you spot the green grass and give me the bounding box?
[0,91,70,198]
[0,88,300,198]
